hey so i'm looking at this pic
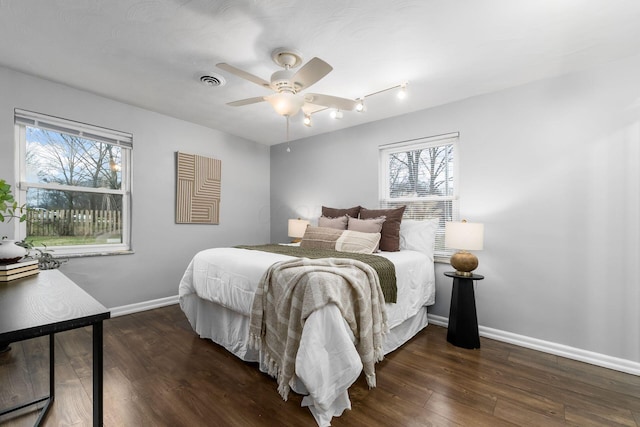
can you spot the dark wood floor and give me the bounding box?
[1,304,639,426]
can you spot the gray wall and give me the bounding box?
[0,65,271,308]
[270,53,640,363]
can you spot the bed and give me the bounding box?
[178,214,438,426]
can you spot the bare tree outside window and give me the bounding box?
[388,145,453,198]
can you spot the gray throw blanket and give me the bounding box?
[249,257,388,401]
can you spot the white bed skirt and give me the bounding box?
[180,292,429,364]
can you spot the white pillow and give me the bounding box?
[399,219,439,259]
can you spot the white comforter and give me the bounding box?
[178,247,434,426]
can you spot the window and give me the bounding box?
[15,109,132,255]
[379,132,459,260]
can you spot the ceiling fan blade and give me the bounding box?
[227,96,266,107]
[291,57,332,90]
[216,63,271,88]
[304,93,357,111]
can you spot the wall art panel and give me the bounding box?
[176,152,221,224]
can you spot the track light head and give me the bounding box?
[330,109,343,119]
[397,82,408,99]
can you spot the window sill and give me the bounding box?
[27,244,134,259]
[62,250,135,259]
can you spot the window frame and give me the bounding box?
[14,109,133,256]
[378,132,460,262]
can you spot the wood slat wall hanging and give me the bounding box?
[176,152,221,224]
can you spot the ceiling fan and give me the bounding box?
[217,48,357,118]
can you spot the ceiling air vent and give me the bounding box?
[200,74,225,87]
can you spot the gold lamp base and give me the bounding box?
[450,250,478,277]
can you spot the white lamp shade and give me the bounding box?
[266,93,305,117]
[445,221,484,250]
[288,218,310,238]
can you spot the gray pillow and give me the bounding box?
[347,216,385,233]
[318,215,348,230]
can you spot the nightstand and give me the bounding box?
[444,271,484,349]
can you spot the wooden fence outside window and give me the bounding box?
[26,209,121,237]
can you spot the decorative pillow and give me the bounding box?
[300,226,344,250]
[321,205,361,219]
[399,218,439,260]
[347,216,385,233]
[360,206,406,252]
[335,230,381,254]
[299,226,380,254]
[318,215,348,230]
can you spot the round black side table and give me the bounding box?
[444,271,484,349]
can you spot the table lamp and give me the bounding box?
[445,220,484,276]
[288,218,309,243]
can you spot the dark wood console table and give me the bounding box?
[0,269,110,426]
[445,271,484,349]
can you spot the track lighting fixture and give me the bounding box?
[280,81,407,133]
[397,82,408,99]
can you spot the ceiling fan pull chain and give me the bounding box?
[286,116,291,152]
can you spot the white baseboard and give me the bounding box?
[428,314,640,376]
[109,295,179,318]
[108,299,640,377]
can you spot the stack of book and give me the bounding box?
[0,259,39,282]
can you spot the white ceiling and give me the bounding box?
[2,0,640,145]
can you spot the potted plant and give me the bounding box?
[0,179,28,352]
[17,239,66,270]
[0,179,28,264]
[0,179,27,223]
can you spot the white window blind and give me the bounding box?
[15,109,132,148]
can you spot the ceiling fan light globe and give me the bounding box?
[266,92,304,117]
